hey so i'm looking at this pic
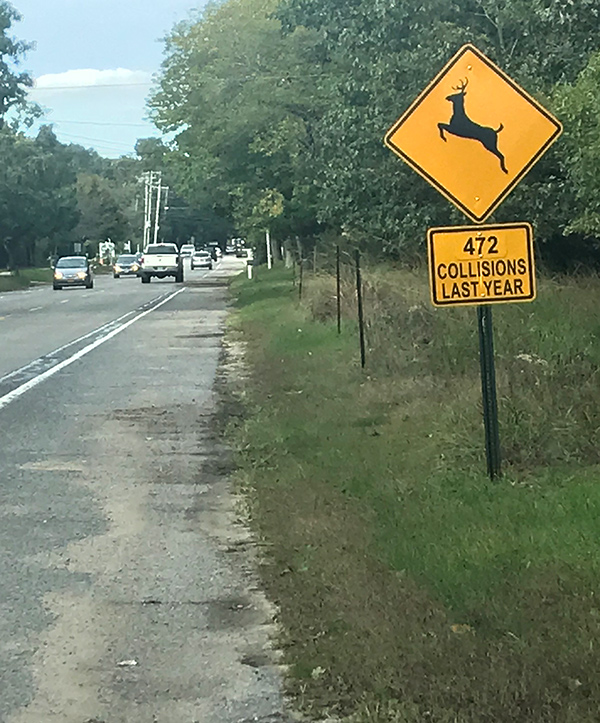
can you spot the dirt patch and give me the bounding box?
[177,331,225,340]
[185,279,230,289]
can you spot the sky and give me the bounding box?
[12,0,207,157]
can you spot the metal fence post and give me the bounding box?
[336,245,341,334]
[355,249,366,368]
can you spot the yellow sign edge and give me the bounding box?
[384,44,563,223]
[426,221,536,307]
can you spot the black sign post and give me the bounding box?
[477,305,501,480]
[336,245,342,334]
[355,250,366,369]
[384,44,562,482]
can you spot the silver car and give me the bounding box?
[53,256,94,290]
[180,244,196,257]
[191,250,213,270]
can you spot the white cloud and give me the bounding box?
[24,68,160,158]
[33,68,153,90]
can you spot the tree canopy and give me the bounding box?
[4,0,600,270]
[147,0,600,267]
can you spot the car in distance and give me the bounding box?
[113,254,140,278]
[53,256,94,290]
[139,243,183,283]
[191,250,213,270]
[179,244,196,257]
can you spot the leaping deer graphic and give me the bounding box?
[438,78,508,174]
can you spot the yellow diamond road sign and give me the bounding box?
[428,223,535,307]
[385,45,562,223]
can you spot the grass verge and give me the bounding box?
[0,268,53,291]
[228,265,600,722]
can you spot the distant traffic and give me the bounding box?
[51,239,247,291]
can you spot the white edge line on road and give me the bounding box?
[0,303,145,386]
[0,287,186,412]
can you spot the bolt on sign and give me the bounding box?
[428,223,535,307]
[384,44,562,223]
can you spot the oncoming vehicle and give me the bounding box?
[113,254,140,278]
[139,243,183,283]
[191,250,213,270]
[179,244,196,257]
[53,256,94,290]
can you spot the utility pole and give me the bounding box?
[142,173,150,248]
[141,171,167,248]
[153,175,163,244]
[142,171,157,249]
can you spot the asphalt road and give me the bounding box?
[0,262,211,380]
[0,256,289,722]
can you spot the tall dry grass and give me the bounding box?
[302,262,600,470]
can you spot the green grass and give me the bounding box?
[228,265,600,722]
[0,267,53,291]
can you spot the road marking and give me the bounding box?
[29,306,42,312]
[60,299,69,304]
[0,288,186,412]
[0,304,147,387]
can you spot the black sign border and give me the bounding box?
[427,222,536,307]
[385,45,563,223]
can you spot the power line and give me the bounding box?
[56,134,133,149]
[31,71,329,93]
[31,82,153,91]
[50,119,154,128]
[53,131,136,152]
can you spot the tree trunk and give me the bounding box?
[3,240,15,271]
[283,240,294,268]
[269,232,281,262]
[295,236,304,263]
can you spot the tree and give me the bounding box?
[75,174,130,247]
[148,0,600,264]
[0,1,38,126]
[274,0,600,259]
[149,0,327,247]
[0,127,79,268]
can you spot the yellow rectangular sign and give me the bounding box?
[427,223,535,307]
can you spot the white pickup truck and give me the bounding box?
[139,243,183,284]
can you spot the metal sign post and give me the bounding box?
[425,222,536,480]
[355,250,366,369]
[384,44,562,481]
[477,305,502,479]
[336,245,342,334]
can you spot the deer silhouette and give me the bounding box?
[438,78,507,174]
